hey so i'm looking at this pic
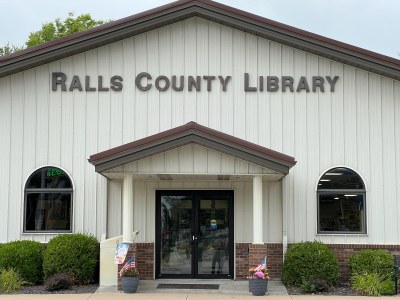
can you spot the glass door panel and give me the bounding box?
[197,198,229,275]
[159,195,192,275]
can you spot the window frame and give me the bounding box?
[23,166,74,234]
[316,167,367,235]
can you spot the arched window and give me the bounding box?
[317,167,366,234]
[24,167,73,232]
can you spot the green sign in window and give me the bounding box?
[47,168,64,177]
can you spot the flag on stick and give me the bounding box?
[119,255,136,277]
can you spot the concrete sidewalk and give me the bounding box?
[0,280,399,299]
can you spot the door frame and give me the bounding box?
[155,190,234,279]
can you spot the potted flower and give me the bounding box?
[248,258,269,296]
[119,256,139,293]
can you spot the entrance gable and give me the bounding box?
[102,143,285,180]
[89,122,296,175]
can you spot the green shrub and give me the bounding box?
[43,234,99,284]
[351,273,381,296]
[349,249,395,296]
[0,268,26,293]
[282,241,339,287]
[0,240,44,284]
[349,249,393,279]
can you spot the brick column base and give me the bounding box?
[235,243,283,280]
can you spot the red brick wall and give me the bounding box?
[117,243,154,290]
[235,243,283,280]
[326,244,400,282]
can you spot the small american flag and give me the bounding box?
[119,255,136,277]
[254,257,267,272]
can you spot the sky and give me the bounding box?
[0,0,399,59]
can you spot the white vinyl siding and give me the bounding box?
[0,17,399,245]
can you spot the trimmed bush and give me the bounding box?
[349,249,393,279]
[0,268,26,293]
[0,240,44,284]
[282,241,339,287]
[43,234,99,284]
[349,249,395,296]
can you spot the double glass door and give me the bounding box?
[155,190,234,278]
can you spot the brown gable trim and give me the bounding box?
[88,122,297,174]
[0,0,400,80]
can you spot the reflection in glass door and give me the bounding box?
[156,191,233,279]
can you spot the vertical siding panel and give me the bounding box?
[146,182,156,242]
[208,22,221,130]
[207,149,221,174]
[122,38,136,143]
[257,39,270,148]
[48,61,62,165]
[306,55,319,239]
[133,181,146,242]
[220,25,233,134]
[179,144,194,173]
[281,46,295,157]
[193,144,207,173]
[150,153,165,173]
[81,50,97,234]
[394,82,400,240]
[0,78,11,241]
[165,149,179,173]
[381,78,396,242]
[269,42,282,152]
[35,65,50,166]
[245,34,258,143]
[368,74,383,242]
[292,50,307,242]
[59,58,73,173]
[184,19,197,123]
[146,31,160,135]
[110,42,124,147]
[22,69,37,180]
[134,34,148,139]
[318,57,332,170]
[355,70,370,235]
[9,73,25,240]
[331,61,345,165]
[107,180,122,238]
[196,18,209,125]
[268,181,282,242]
[343,66,357,166]
[171,23,184,128]
[233,29,245,139]
[158,26,172,130]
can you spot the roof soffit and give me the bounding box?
[0,0,400,80]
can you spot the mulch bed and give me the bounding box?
[19,284,98,294]
[286,283,360,296]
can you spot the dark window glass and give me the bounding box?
[317,168,366,234]
[25,167,73,232]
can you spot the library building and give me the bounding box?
[0,0,400,286]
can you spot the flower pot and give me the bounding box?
[249,279,268,296]
[121,276,139,293]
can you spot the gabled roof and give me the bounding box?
[1,0,400,80]
[88,122,297,174]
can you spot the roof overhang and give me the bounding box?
[88,122,296,174]
[1,0,400,80]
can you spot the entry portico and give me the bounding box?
[89,122,296,281]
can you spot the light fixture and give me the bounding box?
[334,197,339,200]
[320,179,330,182]
[325,172,343,176]
[345,194,357,197]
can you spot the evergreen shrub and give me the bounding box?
[349,249,395,296]
[282,241,339,287]
[43,233,99,284]
[0,240,44,284]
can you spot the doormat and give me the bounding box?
[157,284,220,290]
